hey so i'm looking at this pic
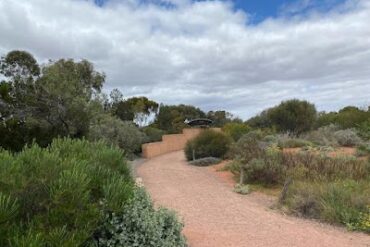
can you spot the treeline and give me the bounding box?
[246,99,370,139]
[0,50,241,153]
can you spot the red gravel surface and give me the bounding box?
[136,151,370,247]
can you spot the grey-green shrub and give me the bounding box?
[333,129,362,147]
[303,124,340,146]
[184,130,231,161]
[189,157,221,167]
[88,113,147,156]
[93,188,187,247]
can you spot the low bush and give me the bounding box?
[357,121,370,141]
[275,134,314,148]
[233,184,250,195]
[357,143,370,157]
[184,130,231,161]
[303,125,363,147]
[189,157,221,167]
[88,113,147,156]
[0,139,134,246]
[231,130,265,165]
[284,180,370,232]
[142,126,165,143]
[222,122,251,141]
[0,139,187,246]
[92,188,187,247]
[333,129,362,147]
[303,124,340,146]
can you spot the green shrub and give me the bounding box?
[266,99,317,134]
[184,130,231,161]
[233,184,250,195]
[333,129,362,147]
[222,122,251,141]
[357,121,370,141]
[92,188,187,247]
[189,157,221,167]
[88,113,146,156]
[231,130,265,164]
[0,139,134,246]
[284,180,370,232]
[357,143,370,157]
[142,126,165,143]
[243,151,285,185]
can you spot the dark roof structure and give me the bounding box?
[184,118,213,128]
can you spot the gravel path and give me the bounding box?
[136,151,370,247]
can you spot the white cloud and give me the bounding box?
[0,0,369,118]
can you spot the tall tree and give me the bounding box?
[155,104,206,133]
[113,96,158,127]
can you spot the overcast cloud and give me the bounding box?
[0,0,369,118]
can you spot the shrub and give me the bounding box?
[222,122,251,141]
[266,99,317,134]
[273,134,314,148]
[231,130,265,164]
[357,143,370,157]
[333,129,362,147]
[233,184,250,195]
[92,188,187,247]
[0,139,134,246]
[357,121,370,141]
[142,126,165,143]
[284,180,370,232]
[189,157,221,167]
[88,113,147,156]
[184,130,231,161]
[243,152,285,185]
[303,124,340,146]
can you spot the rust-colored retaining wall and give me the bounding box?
[142,128,221,158]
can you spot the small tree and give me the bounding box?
[267,99,317,135]
[223,122,251,141]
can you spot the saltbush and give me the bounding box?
[184,130,231,161]
[88,113,147,156]
[303,124,340,146]
[93,188,187,247]
[333,129,362,147]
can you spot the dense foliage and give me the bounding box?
[0,139,186,246]
[184,130,231,161]
[155,104,206,133]
[94,188,187,246]
[0,139,133,246]
[230,130,370,232]
[222,122,251,141]
[0,51,105,151]
[88,113,147,157]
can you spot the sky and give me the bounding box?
[0,0,369,119]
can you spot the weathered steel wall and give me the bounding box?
[142,128,221,158]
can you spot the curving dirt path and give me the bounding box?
[136,151,370,247]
